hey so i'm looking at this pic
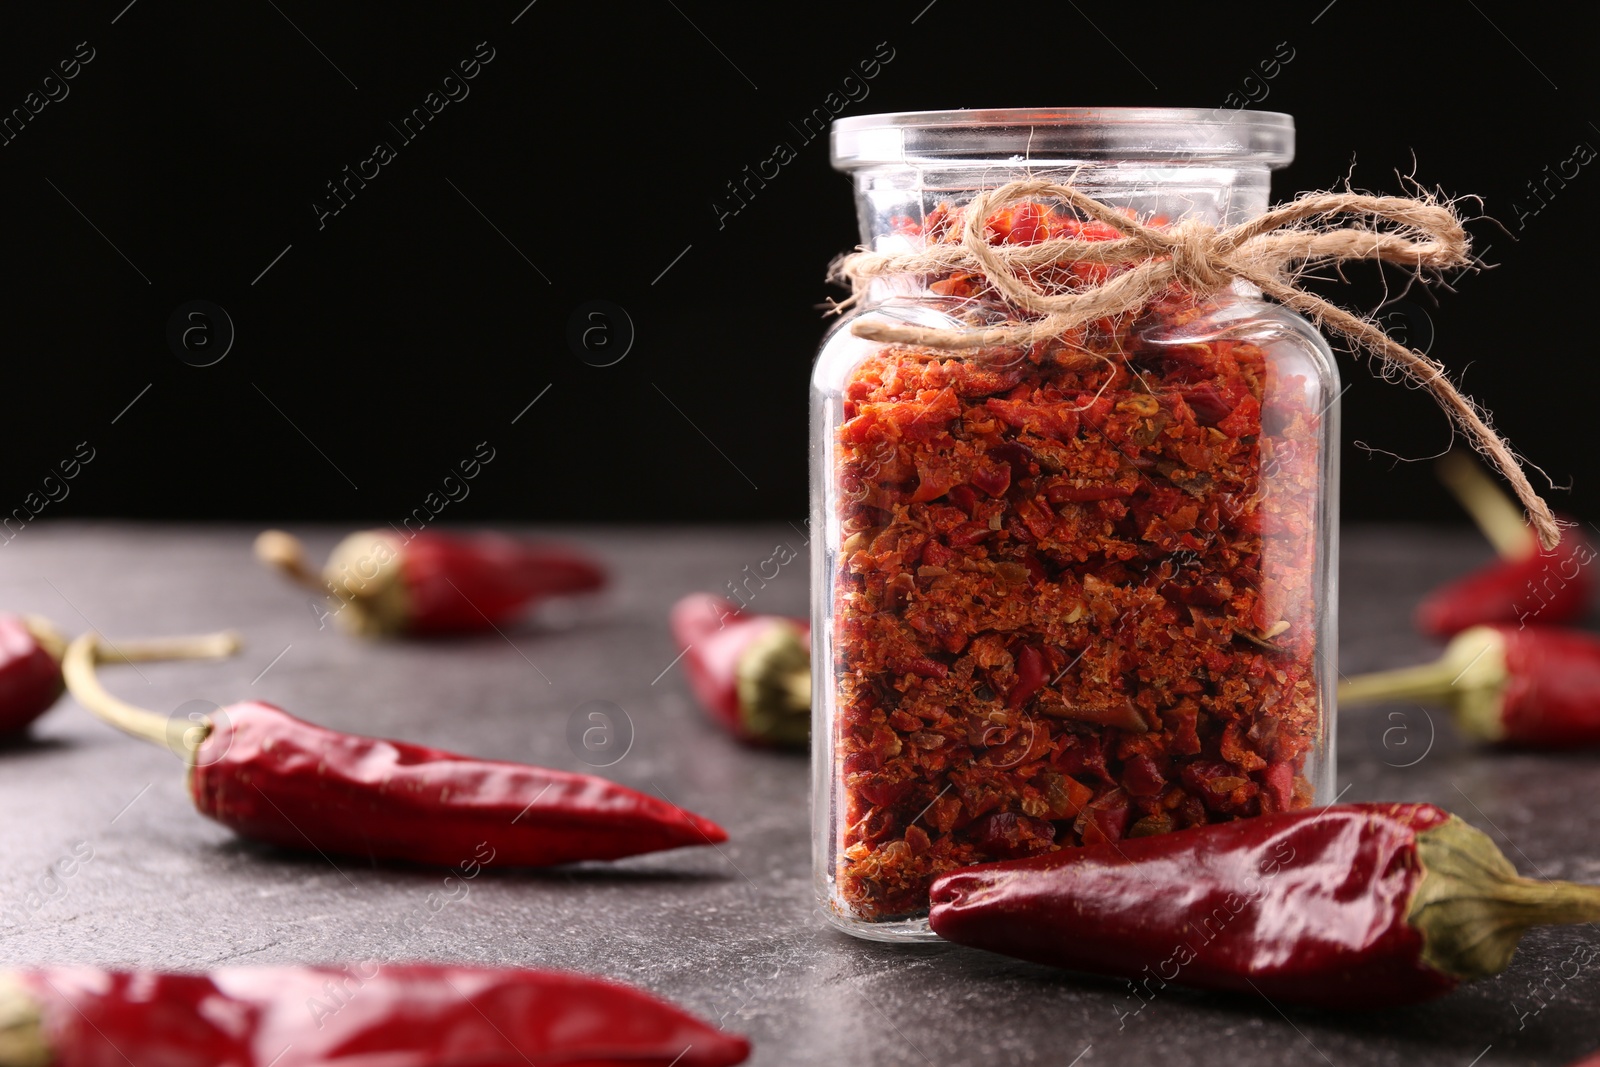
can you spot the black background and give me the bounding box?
[1,1,1594,530]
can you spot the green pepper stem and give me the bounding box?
[1338,659,1470,706]
[0,972,48,1067]
[1338,627,1510,742]
[18,616,66,664]
[254,529,334,595]
[1339,627,1508,706]
[60,632,241,759]
[1437,452,1536,561]
[781,667,812,709]
[1495,876,1600,926]
[736,622,812,748]
[1414,816,1600,982]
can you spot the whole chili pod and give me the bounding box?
[928,802,1600,1009]
[255,528,607,636]
[61,632,726,866]
[669,593,810,747]
[0,615,66,736]
[1339,624,1600,747]
[0,962,751,1067]
[1416,454,1594,637]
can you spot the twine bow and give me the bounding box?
[831,179,1559,549]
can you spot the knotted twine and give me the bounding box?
[829,178,1560,549]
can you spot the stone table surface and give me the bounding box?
[3,522,1598,1065]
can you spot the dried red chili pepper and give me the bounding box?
[0,614,66,736]
[60,632,726,865]
[256,529,607,636]
[830,197,1325,921]
[1416,454,1595,637]
[929,801,1600,1009]
[670,593,810,747]
[1340,624,1600,747]
[0,962,751,1067]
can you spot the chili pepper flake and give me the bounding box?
[831,199,1324,922]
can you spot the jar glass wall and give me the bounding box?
[810,109,1339,941]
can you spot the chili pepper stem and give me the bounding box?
[0,974,46,1067]
[781,669,811,707]
[60,632,242,760]
[323,532,409,635]
[1413,816,1600,981]
[1339,660,1472,704]
[1337,626,1508,740]
[17,617,67,665]
[253,530,334,596]
[1438,452,1536,561]
[735,623,812,747]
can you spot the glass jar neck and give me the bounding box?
[850,162,1273,248]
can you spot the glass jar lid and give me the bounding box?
[831,107,1294,170]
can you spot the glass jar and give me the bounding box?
[810,108,1339,941]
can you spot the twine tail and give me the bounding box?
[1250,273,1560,549]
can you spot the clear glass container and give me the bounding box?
[810,108,1339,941]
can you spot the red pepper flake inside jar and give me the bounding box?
[816,109,1348,932]
[831,299,1323,921]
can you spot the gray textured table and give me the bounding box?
[3,523,1598,1065]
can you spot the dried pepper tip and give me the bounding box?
[60,631,242,761]
[1,615,69,737]
[1337,626,1508,741]
[734,621,811,748]
[1412,814,1600,981]
[0,973,47,1067]
[1437,452,1538,560]
[670,593,740,648]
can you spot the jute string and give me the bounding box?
[830,179,1559,549]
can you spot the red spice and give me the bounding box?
[1,963,751,1067]
[929,803,1600,1009]
[831,201,1323,921]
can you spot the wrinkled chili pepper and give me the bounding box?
[0,614,65,736]
[1340,624,1600,747]
[60,632,726,865]
[0,962,751,1067]
[1416,453,1594,637]
[669,594,810,747]
[256,529,607,637]
[929,802,1600,1009]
